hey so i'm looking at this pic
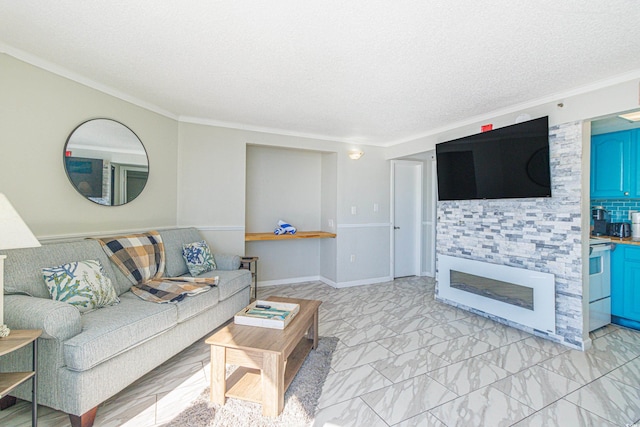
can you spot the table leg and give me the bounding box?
[261,352,284,417]
[32,338,37,427]
[311,309,319,349]
[210,345,227,405]
[254,259,258,299]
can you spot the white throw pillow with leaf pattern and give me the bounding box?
[42,259,120,313]
[182,240,217,276]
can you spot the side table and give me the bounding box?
[0,329,42,427]
[240,256,258,299]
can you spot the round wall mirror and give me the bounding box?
[64,119,149,206]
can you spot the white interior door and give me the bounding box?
[392,161,422,278]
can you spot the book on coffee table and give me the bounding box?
[234,300,300,329]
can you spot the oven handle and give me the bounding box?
[589,244,613,256]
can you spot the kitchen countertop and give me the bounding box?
[591,236,640,246]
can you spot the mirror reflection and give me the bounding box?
[64,119,149,206]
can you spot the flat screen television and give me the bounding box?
[64,157,104,198]
[435,116,551,201]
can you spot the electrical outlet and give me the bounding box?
[373,203,379,212]
[350,254,356,263]
[351,206,357,215]
[328,219,334,228]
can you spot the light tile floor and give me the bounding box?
[2,276,640,426]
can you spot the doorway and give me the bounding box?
[391,160,422,278]
[114,164,149,204]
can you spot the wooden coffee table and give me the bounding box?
[205,296,321,417]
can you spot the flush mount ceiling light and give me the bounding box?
[348,150,364,160]
[618,111,640,122]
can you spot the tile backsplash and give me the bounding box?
[591,199,640,223]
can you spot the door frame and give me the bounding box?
[390,160,423,278]
[115,164,148,205]
[424,153,437,277]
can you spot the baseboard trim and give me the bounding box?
[258,276,323,287]
[258,275,393,289]
[331,276,393,289]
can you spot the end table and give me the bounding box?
[0,329,42,427]
[240,256,258,299]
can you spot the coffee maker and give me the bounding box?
[592,206,609,236]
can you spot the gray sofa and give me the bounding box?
[0,227,251,426]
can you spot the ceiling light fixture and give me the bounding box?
[618,111,640,122]
[348,150,364,160]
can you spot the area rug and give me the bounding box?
[166,336,338,427]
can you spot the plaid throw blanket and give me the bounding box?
[95,231,218,303]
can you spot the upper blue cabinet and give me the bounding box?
[591,130,639,198]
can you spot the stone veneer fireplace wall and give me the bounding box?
[436,121,585,349]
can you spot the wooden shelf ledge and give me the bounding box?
[245,231,337,241]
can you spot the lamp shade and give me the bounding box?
[0,194,41,250]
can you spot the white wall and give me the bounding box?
[246,145,322,232]
[177,122,391,286]
[245,145,322,282]
[0,54,179,239]
[320,152,338,282]
[176,122,246,255]
[335,147,392,286]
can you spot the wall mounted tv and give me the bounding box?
[435,116,551,201]
[64,157,103,198]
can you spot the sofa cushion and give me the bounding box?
[42,259,119,313]
[159,228,203,277]
[182,240,217,276]
[2,240,120,299]
[198,269,251,301]
[63,292,177,371]
[212,253,242,271]
[174,286,220,322]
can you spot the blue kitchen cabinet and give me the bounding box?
[590,130,634,198]
[610,244,640,329]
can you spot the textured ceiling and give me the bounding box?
[1,1,640,146]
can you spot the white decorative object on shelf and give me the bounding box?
[0,193,42,329]
[0,324,9,338]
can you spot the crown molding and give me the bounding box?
[1,43,178,121]
[383,69,640,147]
[178,115,372,145]
[4,42,639,149]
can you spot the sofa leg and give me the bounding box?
[69,407,98,427]
[0,395,17,410]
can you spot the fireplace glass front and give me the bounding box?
[450,270,534,311]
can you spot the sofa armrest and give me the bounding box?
[213,253,241,270]
[4,294,82,340]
